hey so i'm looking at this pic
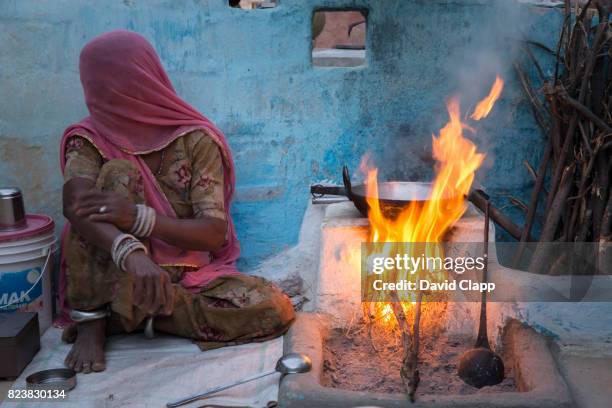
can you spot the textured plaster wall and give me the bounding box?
[0,0,561,270]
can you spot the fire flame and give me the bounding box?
[470,75,504,121]
[364,77,503,327]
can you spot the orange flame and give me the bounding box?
[470,76,504,121]
[364,77,503,328]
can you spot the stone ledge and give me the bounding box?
[279,313,573,408]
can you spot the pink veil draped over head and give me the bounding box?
[57,30,240,323]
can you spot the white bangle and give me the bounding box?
[111,234,148,271]
[111,234,133,265]
[131,204,156,238]
[118,240,147,271]
[131,205,145,236]
[144,206,156,237]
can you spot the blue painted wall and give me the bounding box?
[0,0,561,269]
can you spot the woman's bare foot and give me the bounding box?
[61,323,78,344]
[64,318,107,373]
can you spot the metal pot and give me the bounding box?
[0,187,27,231]
[310,166,437,219]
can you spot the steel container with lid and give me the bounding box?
[0,187,27,231]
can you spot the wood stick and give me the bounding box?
[529,164,575,273]
[515,1,610,251]
[549,91,564,164]
[513,139,552,267]
[553,11,570,86]
[389,300,410,338]
[522,41,546,82]
[598,193,612,275]
[407,290,422,403]
[389,291,411,339]
[389,290,414,399]
[546,10,608,213]
[577,121,594,155]
[600,192,612,243]
[513,61,550,131]
[577,209,592,242]
[559,92,612,135]
[541,164,576,243]
[546,113,578,213]
[592,156,611,239]
[567,145,599,239]
[467,190,533,241]
[389,260,422,403]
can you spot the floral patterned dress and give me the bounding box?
[62,130,295,349]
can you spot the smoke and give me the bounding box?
[373,0,556,187]
[445,2,523,116]
[439,0,544,186]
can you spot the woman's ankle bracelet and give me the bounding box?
[69,308,109,323]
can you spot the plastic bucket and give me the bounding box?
[0,215,56,334]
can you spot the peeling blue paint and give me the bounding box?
[0,0,562,270]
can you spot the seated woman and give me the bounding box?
[59,30,295,373]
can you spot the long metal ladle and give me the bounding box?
[457,193,504,388]
[166,352,312,408]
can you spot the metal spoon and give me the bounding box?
[166,353,312,408]
[458,194,505,388]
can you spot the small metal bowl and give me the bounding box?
[0,187,26,231]
[26,368,77,391]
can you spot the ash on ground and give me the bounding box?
[322,326,517,395]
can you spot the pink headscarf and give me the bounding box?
[57,30,240,321]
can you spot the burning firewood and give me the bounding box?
[360,76,506,401]
[406,290,422,402]
[387,289,422,402]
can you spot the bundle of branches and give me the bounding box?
[513,0,611,274]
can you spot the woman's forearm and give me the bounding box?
[70,216,122,252]
[66,178,226,252]
[151,214,226,252]
[63,179,123,253]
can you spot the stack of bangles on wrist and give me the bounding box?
[131,204,156,238]
[111,234,148,271]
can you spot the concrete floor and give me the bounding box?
[2,351,610,407]
[0,381,14,402]
[556,353,612,408]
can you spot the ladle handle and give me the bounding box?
[166,370,277,408]
[475,197,491,350]
[310,184,347,197]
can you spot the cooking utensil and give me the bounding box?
[166,353,312,408]
[458,194,505,388]
[310,165,436,218]
[193,401,277,408]
[144,316,155,339]
[26,368,77,391]
[0,187,26,231]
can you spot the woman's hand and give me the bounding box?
[124,251,174,316]
[73,191,137,231]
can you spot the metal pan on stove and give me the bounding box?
[311,165,439,218]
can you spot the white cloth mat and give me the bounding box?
[1,327,283,408]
